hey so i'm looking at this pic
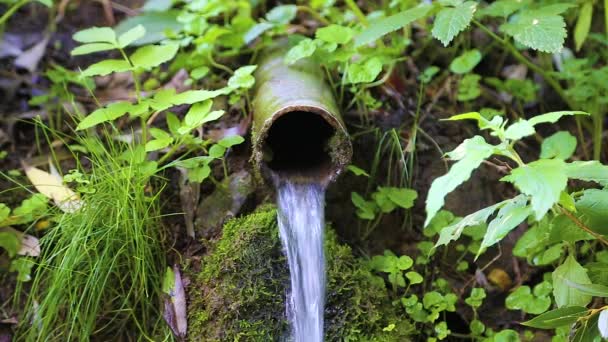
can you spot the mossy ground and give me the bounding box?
[187,205,412,341]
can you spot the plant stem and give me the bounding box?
[559,206,608,247]
[472,20,575,109]
[0,0,29,26]
[344,0,368,26]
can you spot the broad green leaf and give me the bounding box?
[0,203,10,222]
[0,231,21,258]
[457,73,481,101]
[351,192,376,220]
[574,2,593,51]
[506,285,551,315]
[575,189,608,234]
[500,8,566,53]
[191,66,210,80]
[114,10,181,46]
[162,266,175,294]
[386,188,417,209]
[522,306,588,329]
[566,161,608,186]
[480,195,531,256]
[540,131,577,160]
[227,65,257,89]
[347,57,383,84]
[528,111,588,126]
[548,214,594,243]
[432,1,477,46]
[12,194,48,224]
[316,25,354,44]
[396,255,414,270]
[189,165,211,183]
[425,136,496,226]
[118,24,146,48]
[564,280,608,297]
[501,159,567,220]
[183,100,212,127]
[130,43,179,69]
[71,43,116,56]
[266,4,297,24]
[552,255,592,307]
[354,5,431,46]
[585,262,608,286]
[449,49,482,74]
[145,138,173,152]
[208,144,226,158]
[218,135,245,148]
[244,23,274,44]
[573,311,600,342]
[284,38,316,65]
[347,165,369,177]
[504,120,535,140]
[171,88,231,107]
[406,271,423,284]
[73,27,117,44]
[149,127,171,140]
[479,0,529,18]
[81,59,132,77]
[435,201,504,247]
[76,102,133,130]
[444,112,502,131]
[10,257,34,282]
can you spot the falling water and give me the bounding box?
[276,180,326,342]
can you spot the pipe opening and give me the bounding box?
[263,111,335,179]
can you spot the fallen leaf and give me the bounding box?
[18,234,40,257]
[14,37,49,73]
[488,268,513,291]
[22,161,82,213]
[163,265,187,338]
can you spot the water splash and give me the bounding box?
[276,181,326,342]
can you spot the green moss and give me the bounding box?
[188,205,412,341]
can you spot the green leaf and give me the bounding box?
[145,138,173,152]
[10,257,34,282]
[479,0,528,18]
[118,24,146,48]
[540,131,577,160]
[0,231,21,258]
[114,10,181,46]
[425,136,496,226]
[244,22,275,44]
[548,214,594,243]
[354,4,431,47]
[188,164,211,183]
[162,266,175,294]
[227,65,257,89]
[346,165,369,177]
[574,2,593,51]
[449,49,482,74]
[179,101,224,134]
[457,73,481,101]
[552,255,593,307]
[386,188,417,209]
[564,280,608,298]
[73,27,117,44]
[505,285,551,314]
[435,201,504,247]
[35,0,52,7]
[575,189,608,235]
[218,135,245,148]
[81,59,132,77]
[480,195,531,255]
[566,161,608,186]
[266,4,297,24]
[465,288,486,308]
[130,43,179,69]
[209,144,226,159]
[522,306,588,329]
[316,25,354,44]
[500,8,567,53]
[445,112,502,131]
[284,38,316,65]
[351,192,376,220]
[432,1,477,46]
[0,203,10,222]
[71,43,116,56]
[528,111,588,126]
[12,194,48,223]
[396,255,414,270]
[501,159,567,220]
[347,57,383,84]
[191,66,210,80]
[504,120,535,140]
[76,102,133,130]
[406,271,423,284]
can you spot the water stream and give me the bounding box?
[276,180,326,342]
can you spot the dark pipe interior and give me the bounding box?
[263,111,335,176]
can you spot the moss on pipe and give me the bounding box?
[251,43,352,184]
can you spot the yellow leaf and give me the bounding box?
[23,162,82,213]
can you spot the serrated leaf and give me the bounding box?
[73,27,117,44]
[449,49,482,74]
[77,101,133,130]
[354,5,431,47]
[479,195,531,256]
[501,159,567,220]
[432,1,477,46]
[540,131,577,160]
[500,9,566,52]
[522,306,588,329]
[566,161,608,186]
[81,59,132,77]
[528,111,588,126]
[71,43,116,56]
[435,201,504,247]
[552,255,592,307]
[504,120,535,140]
[118,24,146,48]
[425,136,496,226]
[347,57,383,84]
[130,43,179,69]
[284,38,316,65]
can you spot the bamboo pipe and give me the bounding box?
[251,44,352,185]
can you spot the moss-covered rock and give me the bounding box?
[188,205,412,341]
